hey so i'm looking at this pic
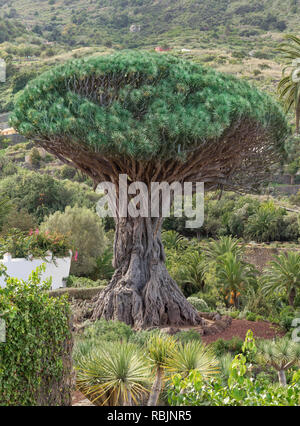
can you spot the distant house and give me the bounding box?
[155,46,171,52]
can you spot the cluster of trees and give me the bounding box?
[164,193,300,242]
[0,18,25,43]
[164,233,300,317]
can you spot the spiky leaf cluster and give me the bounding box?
[11,51,288,163]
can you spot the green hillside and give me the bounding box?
[0,0,299,112]
[0,0,299,48]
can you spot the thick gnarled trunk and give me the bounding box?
[92,216,203,329]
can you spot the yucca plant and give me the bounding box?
[278,34,300,134]
[257,338,300,386]
[147,333,176,406]
[76,342,150,406]
[262,252,300,307]
[166,340,219,379]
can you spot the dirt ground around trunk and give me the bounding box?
[201,318,285,344]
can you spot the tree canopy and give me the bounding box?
[11,51,289,191]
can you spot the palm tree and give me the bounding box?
[278,34,300,134]
[257,338,300,386]
[206,236,244,261]
[215,252,257,308]
[76,342,150,406]
[262,252,300,307]
[166,340,219,379]
[180,250,206,292]
[147,333,176,406]
[161,230,187,250]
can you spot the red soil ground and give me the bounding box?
[201,319,285,344]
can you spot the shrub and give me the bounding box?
[212,337,244,357]
[245,202,286,242]
[175,330,202,344]
[187,297,209,312]
[41,206,107,276]
[66,275,107,288]
[82,319,134,343]
[0,228,71,259]
[28,147,42,167]
[0,267,72,406]
[0,171,99,223]
[0,207,37,234]
[0,172,72,223]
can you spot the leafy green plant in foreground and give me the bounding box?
[168,331,300,406]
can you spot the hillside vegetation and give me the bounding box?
[0,0,299,47]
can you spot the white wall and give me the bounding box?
[0,251,72,290]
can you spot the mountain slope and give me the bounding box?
[0,0,299,47]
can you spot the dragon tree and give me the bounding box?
[11,51,289,328]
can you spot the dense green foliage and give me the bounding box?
[41,206,107,276]
[0,18,27,43]
[168,359,300,405]
[0,267,72,406]
[164,193,300,242]
[0,170,99,223]
[1,0,298,48]
[11,51,288,161]
[168,332,300,406]
[0,228,71,259]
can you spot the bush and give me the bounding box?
[66,275,107,288]
[0,172,72,223]
[212,337,244,357]
[41,206,107,276]
[245,202,286,242]
[175,330,202,344]
[0,228,71,259]
[28,147,42,167]
[80,319,134,344]
[0,171,99,223]
[0,207,37,234]
[0,267,72,406]
[187,297,209,312]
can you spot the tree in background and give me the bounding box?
[278,35,300,134]
[262,252,300,307]
[41,206,107,276]
[12,51,288,328]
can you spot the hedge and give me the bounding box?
[0,266,73,406]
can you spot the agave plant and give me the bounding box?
[147,333,176,406]
[166,340,219,379]
[257,338,300,386]
[278,34,300,134]
[262,252,300,307]
[76,341,150,406]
